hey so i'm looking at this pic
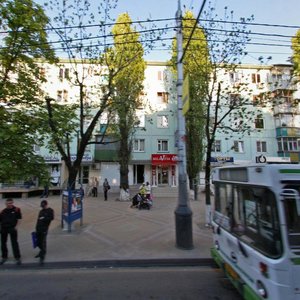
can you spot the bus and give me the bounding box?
[211,164,300,300]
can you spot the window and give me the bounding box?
[59,67,70,80]
[212,140,221,152]
[157,115,169,128]
[158,71,162,80]
[79,166,89,184]
[157,139,168,152]
[229,94,241,106]
[63,90,68,102]
[278,137,299,152]
[133,139,145,152]
[157,92,169,103]
[256,141,267,153]
[251,73,261,83]
[214,183,283,258]
[135,110,145,127]
[233,141,244,153]
[229,72,240,83]
[57,90,62,102]
[255,118,264,129]
[39,67,46,77]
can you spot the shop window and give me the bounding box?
[79,166,89,184]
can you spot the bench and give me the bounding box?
[0,187,62,199]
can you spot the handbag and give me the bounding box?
[31,231,38,248]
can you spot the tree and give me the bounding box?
[200,6,260,224]
[0,0,56,183]
[106,13,146,191]
[41,0,154,190]
[170,11,211,200]
[292,29,300,76]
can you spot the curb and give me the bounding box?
[0,258,216,270]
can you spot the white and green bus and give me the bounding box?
[211,164,300,300]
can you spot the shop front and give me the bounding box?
[151,154,178,187]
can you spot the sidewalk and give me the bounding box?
[0,190,213,266]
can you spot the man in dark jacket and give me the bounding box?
[35,200,54,264]
[0,198,22,265]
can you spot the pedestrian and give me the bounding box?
[35,200,54,265]
[40,183,49,198]
[139,183,146,197]
[103,178,110,201]
[92,177,98,197]
[145,181,152,199]
[0,198,22,265]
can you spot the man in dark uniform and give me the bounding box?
[0,198,22,265]
[35,200,54,264]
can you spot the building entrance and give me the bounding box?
[134,165,145,184]
[157,166,169,185]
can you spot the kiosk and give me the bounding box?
[61,188,83,232]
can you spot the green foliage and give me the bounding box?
[105,13,146,187]
[0,0,56,183]
[292,29,300,76]
[170,11,210,186]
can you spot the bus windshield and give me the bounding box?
[214,183,283,258]
[282,186,300,253]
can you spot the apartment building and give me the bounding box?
[37,61,300,188]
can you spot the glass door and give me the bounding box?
[157,166,169,185]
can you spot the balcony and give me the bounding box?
[273,104,300,115]
[276,127,300,138]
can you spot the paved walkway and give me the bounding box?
[0,190,213,266]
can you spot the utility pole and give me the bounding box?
[174,0,193,250]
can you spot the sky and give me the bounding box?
[112,0,300,64]
[37,0,300,65]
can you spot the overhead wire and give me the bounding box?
[0,14,299,58]
[180,0,208,63]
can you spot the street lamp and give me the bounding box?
[174,0,193,250]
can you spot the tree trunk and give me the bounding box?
[67,166,78,190]
[204,145,212,225]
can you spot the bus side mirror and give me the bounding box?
[281,189,300,216]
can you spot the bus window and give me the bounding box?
[232,186,245,234]
[282,186,300,252]
[214,183,232,230]
[240,189,258,232]
[238,187,282,258]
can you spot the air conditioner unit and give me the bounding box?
[92,163,101,170]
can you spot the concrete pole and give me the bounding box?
[174,0,193,250]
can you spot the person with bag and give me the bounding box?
[0,198,22,265]
[35,200,54,265]
[103,178,110,201]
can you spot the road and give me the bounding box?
[0,266,242,300]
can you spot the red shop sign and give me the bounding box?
[152,154,178,166]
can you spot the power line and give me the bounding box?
[1,15,300,35]
[180,0,207,63]
[0,16,298,57]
